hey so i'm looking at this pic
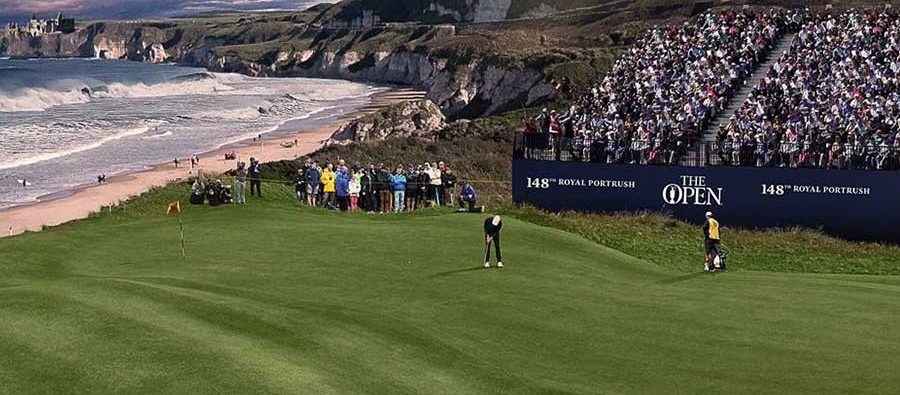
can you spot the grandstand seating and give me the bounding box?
[717,9,900,170]
[520,8,899,171]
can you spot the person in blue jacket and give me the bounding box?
[390,167,407,213]
[304,161,321,207]
[335,168,351,211]
[458,181,483,212]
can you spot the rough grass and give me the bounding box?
[498,205,900,275]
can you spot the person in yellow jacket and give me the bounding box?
[320,164,336,208]
[702,211,721,272]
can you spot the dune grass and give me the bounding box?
[500,205,900,275]
[0,183,899,394]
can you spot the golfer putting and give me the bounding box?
[484,215,503,268]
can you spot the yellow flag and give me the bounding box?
[166,201,181,216]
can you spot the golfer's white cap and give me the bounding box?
[705,211,713,217]
[492,215,501,226]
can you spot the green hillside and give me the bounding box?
[1,184,898,394]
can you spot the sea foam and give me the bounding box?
[0,72,234,112]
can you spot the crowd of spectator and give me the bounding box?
[718,10,900,170]
[523,8,796,165]
[190,158,485,212]
[293,159,480,213]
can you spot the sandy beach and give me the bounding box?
[0,87,425,238]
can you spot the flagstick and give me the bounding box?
[178,208,186,259]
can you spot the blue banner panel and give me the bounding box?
[513,160,900,243]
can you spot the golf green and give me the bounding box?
[1,195,898,394]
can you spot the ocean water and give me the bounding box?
[0,58,376,208]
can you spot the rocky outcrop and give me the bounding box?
[0,30,89,57]
[329,99,447,143]
[145,43,167,63]
[93,36,127,59]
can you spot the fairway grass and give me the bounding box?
[1,189,899,394]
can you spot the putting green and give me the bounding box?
[1,193,898,394]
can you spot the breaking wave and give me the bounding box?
[0,121,160,171]
[0,72,233,112]
[0,88,90,112]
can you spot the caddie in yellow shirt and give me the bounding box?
[703,211,721,272]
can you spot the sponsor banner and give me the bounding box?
[513,160,900,242]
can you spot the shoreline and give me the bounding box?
[0,87,425,238]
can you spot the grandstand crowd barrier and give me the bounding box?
[514,133,900,170]
[512,134,900,242]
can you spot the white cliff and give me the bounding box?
[145,43,167,63]
[93,36,127,59]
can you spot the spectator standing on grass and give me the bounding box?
[349,170,361,211]
[295,168,306,203]
[305,161,320,207]
[370,166,381,212]
[336,167,350,212]
[320,163,336,209]
[191,178,204,204]
[382,165,394,213]
[416,165,430,208]
[234,162,247,204]
[248,158,262,197]
[391,167,407,213]
[405,166,418,211]
[360,168,375,213]
[371,165,385,213]
[421,163,433,206]
[427,163,442,206]
[442,168,457,206]
[437,162,447,205]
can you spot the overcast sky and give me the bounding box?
[1,0,325,22]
